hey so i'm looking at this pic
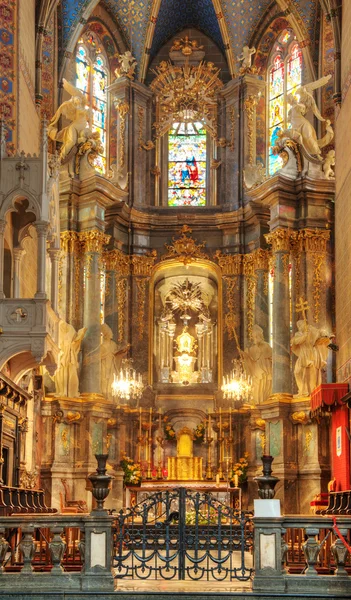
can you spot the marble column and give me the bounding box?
[13,247,25,298]
[79,230,110,395]
[265,229,292,396]
[0,220,6,299]
[34,221,49,299]
[252,249,270,342]
[48,248,60,313]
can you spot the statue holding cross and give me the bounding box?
[291,298,330,396]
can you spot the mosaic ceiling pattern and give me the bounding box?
[60,0,320,74]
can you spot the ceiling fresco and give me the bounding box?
[60,0,320,75]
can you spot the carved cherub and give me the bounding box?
[323,149,335,180]
[238,45,256,69]
[115,51,137,79]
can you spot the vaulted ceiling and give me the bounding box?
[59,0,321,78]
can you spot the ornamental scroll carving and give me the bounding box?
[298,229,330,324]
[162,225,209,266]
[132,253,157,340]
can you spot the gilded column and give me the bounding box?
[13,247,25,298]
[297,229,330,326]
[48,248,61,313]
[265,229,292,396]
[252,249,270,341]
[104,250,130,345]
[0,220,6,299]
[79,230,110,395]
[35,221,50,299]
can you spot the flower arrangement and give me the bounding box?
[163,416,176,441]
[231,452,249,485]
[193,422,205,444]
[120,454,142,485]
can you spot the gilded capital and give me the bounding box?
[103,249,130,276]
[298,228,330,253]
[251,248,270,271]
[215,251,242,275]
[60,231,80,254]
[132,251,157,276]
[265,229,293,253]
[242,253,256,277]
[79,230,110,254]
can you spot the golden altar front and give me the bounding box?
[167,427,203,480]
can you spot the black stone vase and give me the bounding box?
[88,454,113,512]
[254,455,279,499]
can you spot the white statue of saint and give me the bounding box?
[54,321,87,397]
[291,320,330,397]
[238,45,256,69]
[100,323,130,398]
[240,324,272,404]
[115,51,137,79]
[48,79,91,161]
[286,75,333,159]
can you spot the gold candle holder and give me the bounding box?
[205,437,213,480]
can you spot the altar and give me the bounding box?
[167,426,203,480]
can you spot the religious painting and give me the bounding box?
[168,122,207,207]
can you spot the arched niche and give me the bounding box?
[149,259,222,389]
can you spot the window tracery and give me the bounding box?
[76,34,108,174]
[268,30,302,175]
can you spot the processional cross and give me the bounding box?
[295,296,310,325]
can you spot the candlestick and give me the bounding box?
[208,410,211,439]
[219,407,222,436]
[234,473,239,488]
[139,407,142,437]
[229,407,232,437]
[149,406,152,428]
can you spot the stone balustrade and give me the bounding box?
[0,513,114,592]
[0,486,56,516]
[254,515,351,595]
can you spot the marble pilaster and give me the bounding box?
[34,221,49,299]
[13,247,25,298]
[252,249,270,342]
[0,220,5,299]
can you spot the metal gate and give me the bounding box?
[113,488,253,581]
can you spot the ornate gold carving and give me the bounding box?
[103,249,130,276]
[135,277,148,340]
[223,278,239,341]
[215,251,242,275]
[298,229,330,323]
[84,254,93,279]
[244,94,259,165]
[132,252,157,276]
[116,101,129,169]
[304,428,313,454]
[298,228,330,253]
[252,248,270,271]
[260,432,266,454]
[107,418,117,428]
[291,411,309,425]
[150,61,223,138]
[282,253,290,277]
[66,411,81,423]
[170,36,204,55]
[60,231,80,253]
[79,230,110,254]
[138,106,155,151]
[229,105,235,151]
[162,225,208,265]
[243,254,256,341]
[265,229,292,253]
[117,278,127,343]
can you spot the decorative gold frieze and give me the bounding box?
[132,251,157,276]
[291,411,309,425]
[116,101,129,169]
[215,251,242,275]
[162,225,209,265]
[103,249,130,276]
[298,229,330,323]
[135,277,148,340]
[117,278,127,343]
[252,248,270,272]
[243,254,256,340]
[79,230,110,254]
[138,106,155,151]
[265,229,293,253]
[244,94,259,165]
[223,277,239,343]
[298,228,330,253]
[60,231,80,253]
[228,105,235,152]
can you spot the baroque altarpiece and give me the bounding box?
[0,15,337,515]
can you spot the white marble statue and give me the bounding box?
[100,323,130,398]
[54,322,87,397]
[238,45,256,69]
[240,324,272,404]
[286,75,334,159]
[48,79,91,162]
[291,320,330,397]
[115,51,137,79]
[323,149,335,180]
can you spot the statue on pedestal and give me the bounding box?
[291,320,330,397]
[100,324,130,398]
[240,325,272,404]
[114,51,137,80]
[238,46,256,69]
[54,322,87,397]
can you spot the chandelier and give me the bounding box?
[111,359,144,403]
[221,359,253,407]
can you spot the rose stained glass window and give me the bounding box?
[75,37,107,174]
[168,122,206,207]
[268,30,302,175]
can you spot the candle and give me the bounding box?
[219,407,222,436]
[229,407,232,437]
[139,407,142,437]
[234,473,239,488]
[216,473,220,485]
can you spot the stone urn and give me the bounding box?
[88,454,113,512]
[254,455,279,499]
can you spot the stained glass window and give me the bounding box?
[75,36,108,174]
[168,122,207,207]
[268,30,302,175]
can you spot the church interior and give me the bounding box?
[0,0,351,595]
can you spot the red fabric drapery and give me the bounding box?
[310,383,349,412]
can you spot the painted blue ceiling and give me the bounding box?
[149,0,225,60]
[60,0,320,72]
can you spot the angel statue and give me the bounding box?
[238,45,256,69]
[286,75,334,159]
[48,79,91,163]
[114,51,137,80]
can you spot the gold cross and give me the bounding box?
[296,296,310,323]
